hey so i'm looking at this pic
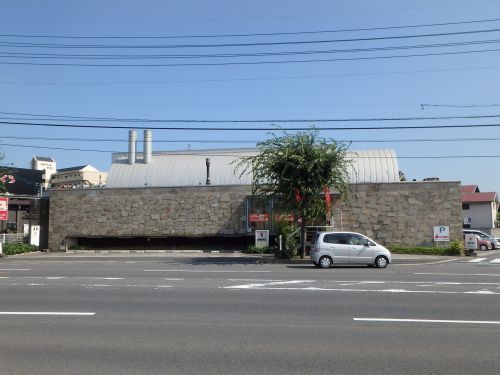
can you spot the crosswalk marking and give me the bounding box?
[468,258,487,263]
[467,258,500,264]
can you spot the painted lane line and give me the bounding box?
[353,318,500,325]
[223,286,500,295]
[468,258,487,263]
[0,269,30,271]
[0,312,95,316]
[397,259,458,266]
[415,272,500,277]
[144,270,270,273]
[225,280,314,289]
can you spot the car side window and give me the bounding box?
[347,234,365,245]
[323,233,347,244]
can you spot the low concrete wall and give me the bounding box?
[48,181,462,251]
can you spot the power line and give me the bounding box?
[2,119,500,131]
[2,38,500,60]
[2,46,500,67]
[5,111,500,123]
[2,135,500,144]
[2,28,500,49]
[2,64,500,85]
[2,142,500,159]
[2,17,500,40]
[421,103,500,109]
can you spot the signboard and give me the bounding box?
[249,213,269,222]
[433,226,450,242]
[0,197,8,221]
[464,217,472,225]
[30,225,40,247]
[1,168,43,196]
[255,230,269,248]
[274,213,294,222]
[465,233,477,250]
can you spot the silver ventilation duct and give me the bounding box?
[128,130,137,165]
[144,129,152,164]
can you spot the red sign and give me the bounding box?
[249,213,269,222]
[0,197,8,221]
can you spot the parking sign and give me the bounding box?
[433,226,450,242]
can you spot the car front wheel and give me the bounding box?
[319,256,333,269]
[374,256,388,268]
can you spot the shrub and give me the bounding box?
[246,245,273,254]
[447,240,465,256]
[2,243,38,256]
[386,242,465,256]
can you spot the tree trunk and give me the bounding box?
[299,217,306,259]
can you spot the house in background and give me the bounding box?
[462,185,499,232]
[50,165,108,189]
[31,156,56,191]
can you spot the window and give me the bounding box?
[346,234,365,245]
[462,203,470,210]
[323,233,348,244]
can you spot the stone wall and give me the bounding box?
[48,181,462,251]
[337,181,463,246]
[48,185,250,251]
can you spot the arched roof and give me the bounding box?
[106,148,400,188]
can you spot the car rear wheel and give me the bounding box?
[374,256,388,268]
[319,256,333,269]
[479,244,488,251]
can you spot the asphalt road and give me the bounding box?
[1,253,499,375]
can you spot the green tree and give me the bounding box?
[237,129,351,259]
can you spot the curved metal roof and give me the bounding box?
[106,148,399,188]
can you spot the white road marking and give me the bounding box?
[145,269,270,273]
[490,259,500,263]
[353,318,500,325]
[397,259,457,266]
[0,312,95,316]
[224,280,314,289]
[415,272,500,277]
[468,258,487,263]
[0,269,30,271]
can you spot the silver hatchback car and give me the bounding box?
[310,231,392,269]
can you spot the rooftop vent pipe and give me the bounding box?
[144,129,152,164]
[128,130,137,165]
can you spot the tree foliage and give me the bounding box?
[237,129,351,258]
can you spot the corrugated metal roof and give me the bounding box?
[106,148,400,188]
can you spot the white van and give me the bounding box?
[310,231,392,269]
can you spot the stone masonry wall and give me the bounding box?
[337,181,463,246]
[48,185,250,251]
[48,181,462,251]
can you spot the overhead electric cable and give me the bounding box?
[2,46,500,66]
[2,17,500,39]
[2,28,500,49]
[2,38,500,60]
[2,142,500,159]
[4,110,500,123]
[2,120,500,131]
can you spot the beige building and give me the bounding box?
[50,165,107,189]
[31,156,56,191]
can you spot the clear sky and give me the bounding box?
[1,0,500,192]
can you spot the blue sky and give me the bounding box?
[1,0,500,192]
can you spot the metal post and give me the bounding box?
[205,158,211,185]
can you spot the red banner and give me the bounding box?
[324,186,331,214]
[0,197,8,221]
[249,213,269,222]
